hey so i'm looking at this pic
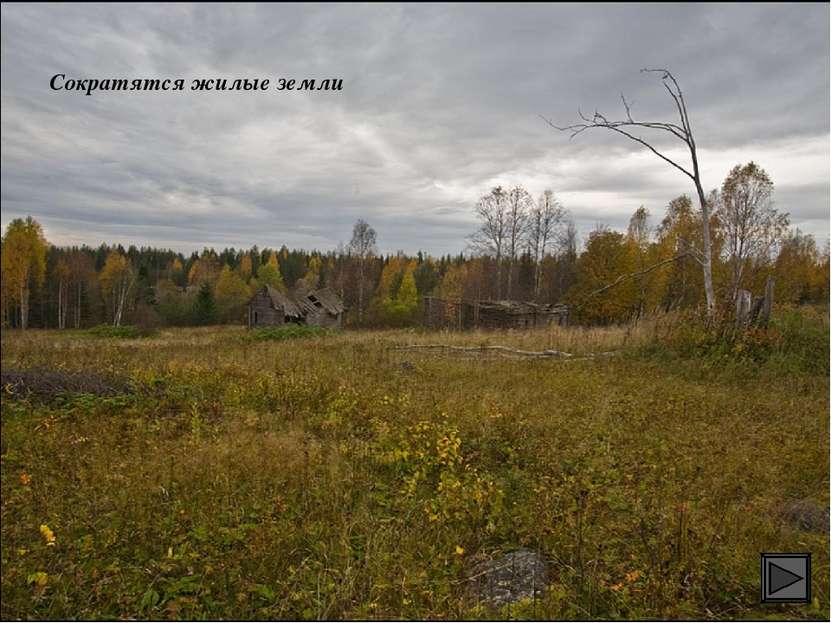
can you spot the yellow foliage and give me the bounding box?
[39,524,55,546]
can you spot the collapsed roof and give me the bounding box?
[299,287,346,316]
[261,285,345,317]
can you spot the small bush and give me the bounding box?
[84,324,154,339]
[247,325,333,341]
[636,306,829,375]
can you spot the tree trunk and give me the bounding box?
[533,264,542,302]
[760,276,774,327]
[19,286,29,330]
[735,289,752,327]
[495,252,502,299]
[357,260,364,326]
[75,282,81,329]
[57,279,63,329]
[694,182,716,318]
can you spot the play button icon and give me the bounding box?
[769,561,803,594]
[761,553,811,603]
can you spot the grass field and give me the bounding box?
[1,315,828,620]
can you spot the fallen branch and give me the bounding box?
[573,252,690,308]
[392,344,618,360]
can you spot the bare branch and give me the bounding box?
[545,115,695,180]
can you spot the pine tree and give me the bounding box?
[191,282,217,326]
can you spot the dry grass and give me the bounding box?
[1,320,828,620]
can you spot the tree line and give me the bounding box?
[1,161,827,330]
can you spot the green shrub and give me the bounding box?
[247,325,333,341]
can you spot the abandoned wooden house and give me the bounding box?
[298,287,346,328]
[422,296,569,330]
[247,285,345,329]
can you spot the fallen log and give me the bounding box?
[391,344,618,360]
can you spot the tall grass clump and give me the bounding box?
[635,306,829,376]
[246,325,333,341]
[83,324,155,339]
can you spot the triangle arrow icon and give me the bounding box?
[769,561,803,594]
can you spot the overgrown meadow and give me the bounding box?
[1,310,828,620]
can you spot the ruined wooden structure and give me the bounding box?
[735,276,775,328]
[247,285,345,329]
[423,297,569,330]
[298,287,346,329]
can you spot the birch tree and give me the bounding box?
[347,219,377,325]
[717,161,788,301]
[504,185,533,299]
[54,258,71,329]
[529,189,565,301]
[99,250,135,326]
[470,186,508,298]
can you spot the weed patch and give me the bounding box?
[246,325,333,341]
[83,324,155,339]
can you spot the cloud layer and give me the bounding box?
[2,3,828,254]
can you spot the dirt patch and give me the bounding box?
[1,368,133,401]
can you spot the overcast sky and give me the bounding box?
[1,3,828,256]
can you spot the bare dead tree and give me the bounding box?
[545,68,717,317]
[469,186,508,299]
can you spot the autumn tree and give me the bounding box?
[347,219,377,326]
[371,256,420,325]
[215,264,251,323]
[373,256,405,311]
[717,162,789,301]
[435,263,466,301]
[188,250,221,286]
[383,263,419,325]
[238,253,253,283]
[253,250,286,291]
[168,257,187,287]
[566,228,639,324]
[303,255,323,289]
[1,217,47,329]
[551,68,718,317]
[99,250,135,326]
[393,268,419,321]
[774,229,827,305]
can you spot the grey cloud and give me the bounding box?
[1,3,828,255]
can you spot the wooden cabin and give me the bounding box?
[247,285,345,329]
[298,287,345,329]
